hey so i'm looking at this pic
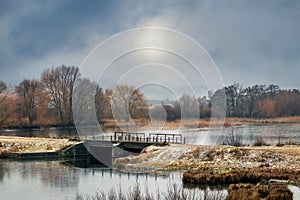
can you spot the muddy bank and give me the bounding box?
[0,136,76,157]
[226,183,293,200]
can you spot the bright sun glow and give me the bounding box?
[140,29,164,47]
[138,29,166,58]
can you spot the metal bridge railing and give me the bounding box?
[84,132,185,144]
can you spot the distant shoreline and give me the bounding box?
[102,117,300,131]
[1,116,300,132]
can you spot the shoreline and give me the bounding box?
[1,135,299,199]
[2,135,300,185]
[0,136,78,158]
[114,143,300,199]
[1,116,300,131]
[1,136,300,172]
[114,143,300,172]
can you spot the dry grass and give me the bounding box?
[225,116,300,124]
[183,168,300,186]
[115,144,300,172]
[226,183,293,200]
[242,146,300,157]
[0,136,76,154]
[102,116,300,132]
[102,118,232,131]
[75,182,226,200]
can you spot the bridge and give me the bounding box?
[7,132,184,167]
[86,131,185,144]
[79,132,185,166]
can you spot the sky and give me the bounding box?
[0,0,299,98]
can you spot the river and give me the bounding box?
[179,123,300,145]
[0,160,227,200]
[1,124,300,199]
[1,123,300,145]
[0,160,299,200]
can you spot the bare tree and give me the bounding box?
[0,80,8,125]
[110,85,148,122]
[61,65,79,124]
[103,89,113,119]
[15,79,42,126]
[209,88,226,119]
[225,83,241,117]
[179,94,199,118]
[42,67,63,124]
[95,86,105,122]
[0,81,6,94]
[41,65,79,125]
[129,89,149,119]
[72,78,98,125]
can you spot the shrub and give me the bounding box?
[253,137,268,146]
[221,128,242,147]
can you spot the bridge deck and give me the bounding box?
[83,131,185,144]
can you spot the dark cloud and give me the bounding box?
[0,0,299,91]
[174,0,300,88]
[8,1,113,57]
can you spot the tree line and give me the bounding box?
[146,83,300,120]
[0,65,149,128]
[217,83,300,118]
[0,65,300,128]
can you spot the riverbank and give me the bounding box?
[2,135,300,172]
[0,136,77,157]
[1,135,299,199]
[114,144,300,172]
[114,144,300,199]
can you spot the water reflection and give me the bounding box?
[1,123,300,145]
[1,159,300,200]
[0,160,80,188]
[0,127,78,138]
[0,160,184,200]
[182,123,300,145]
[61,157,105,168]
[0,160,10,182]
[0,160,227,200]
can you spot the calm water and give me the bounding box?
[0,160,226,200]
[2,123,300,145]
[0,160,299,200]
[180,123,300,145]
[0,127,78,138]
[1,124,300,199]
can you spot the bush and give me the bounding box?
[276,142,284,147]
[221,128,242,147]
[253,137,268,146]
[284,140,298,145]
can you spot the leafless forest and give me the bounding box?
[0,65,300,128]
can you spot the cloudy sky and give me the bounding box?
[0,0,299,95]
